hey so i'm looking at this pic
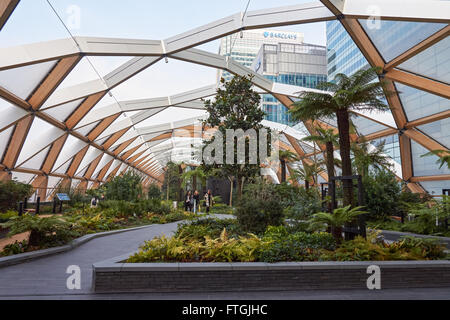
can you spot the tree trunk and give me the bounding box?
[336,109,354,207]
[281,159,286,183]
[305,180,309,190]
[229,177,234,207]
[193,174,197,191]
[325,141,336,211]
[331,226,343,244]
[237,177,244,202]
[29,230,42,247]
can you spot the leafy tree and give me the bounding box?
[279,150,298,183]
[352,138,392,177]
[103,171,143,201]
[162,162,183,201]
[363,169,401,220]
[421,150,450,170]
[290,67,392,206]
[0,180,33,212]
[148,184,162,200]
[201,75,268,202]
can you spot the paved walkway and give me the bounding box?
[0,216,449,300]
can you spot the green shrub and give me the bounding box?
[209,203,234,215]
[276,184,322,220]
[259,226,336,263]
[148,184,162,200]
[176,218,243,240]
[0,210,18,223]
[5,214,79,247]
[236,198,283,234]
[103,172,143,201]
[236,183,284,234]
[127,229,266,263]
[0,180,33,212]
[323,232,446,261]
[1,240,29,257]
[363,170,401,220]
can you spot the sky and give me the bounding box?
[0,0,329,126]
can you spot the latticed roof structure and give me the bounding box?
[0,0,449,200]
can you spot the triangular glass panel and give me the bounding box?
[0,126,14,161]
[0,97,29,131]
[76,147,102,175]
[75,121,100,136]
[52,135,88,171]
[351,115,388,136]
[419,181,450,196]
[11,172,35,184]
[411,141,450,176]
[0,60,58,99]
[396,82,450,122]
[42,98,84,122]
[18,146,50,170]
[359,20,447,63]
[398,37,449,84]
[53,158,72,175]
[16,118,65,166]
[417,118,450,149]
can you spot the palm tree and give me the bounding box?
[302,127,339,182]
[181,166,207,190]
[290,67,392,206]
[302,127,339,210]
[421,150,450,170]
[352,138,392,177]
[293,162,324,190]
[309,206,367,242]
[279,150,299,183]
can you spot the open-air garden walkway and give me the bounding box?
[0,216,449,300]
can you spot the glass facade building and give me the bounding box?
[253,43,327,125]
[218,29,304,82]
[326,19,449,194]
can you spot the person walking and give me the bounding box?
[90,197,98,209]
[193,190,200,214]
[204,190,214,214]
[184,191,192,212]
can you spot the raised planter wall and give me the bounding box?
[93,258,450,293]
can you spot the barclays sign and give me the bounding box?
[263,32,297,40]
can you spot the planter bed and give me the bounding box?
[380,230,450,249]
[93,255,450,293]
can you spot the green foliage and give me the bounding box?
[127,221,446,263]
[0,180,33,212]
[363,169,401,220]
[0,210,19,223]
[127,228,266,263]
[1,240,29,257]
[276,184,322,220]
[162,162,183,201]
[259,226,336,263]
[309,206,367,230]
[175,218,244,241]
[352,138,392,177]
[148,184,162,200]
[368,196,450,237]
[201,75,269,200]
[290,67,392,206]
[421,150,450,170]
[103,172,143,201]
[5,214,79,247]
[209,203,234,215]
[322,231,446,261]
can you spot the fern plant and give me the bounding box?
[309,206,367,242]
